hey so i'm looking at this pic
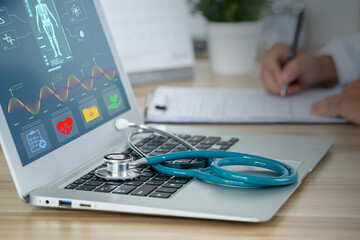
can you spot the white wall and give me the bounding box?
[301,0,360,50]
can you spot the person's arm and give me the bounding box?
[311,78,360,125]
[318,34,360,85]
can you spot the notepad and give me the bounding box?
[145,87,347,123]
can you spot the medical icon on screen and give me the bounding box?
[56,117,73,135]
[0,7,11,27]
[26,129,47,153]
[0,30,19,51]
[82,105,100,123]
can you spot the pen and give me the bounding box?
[280,9,305,97]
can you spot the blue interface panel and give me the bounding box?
[0,0,130,166]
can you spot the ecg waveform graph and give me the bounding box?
[8,66,116,115]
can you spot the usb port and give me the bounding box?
[59,200,72,207]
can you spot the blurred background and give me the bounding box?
[100,0,360,82]
[190,0,360,52]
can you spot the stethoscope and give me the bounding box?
[94,119,298,188]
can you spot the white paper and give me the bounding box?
[100,0,194,73]
[145,87,347,123]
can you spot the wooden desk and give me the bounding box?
[1,59,359,239]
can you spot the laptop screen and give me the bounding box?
[0,0,131,167]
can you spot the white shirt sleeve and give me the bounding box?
[318,33,360,85]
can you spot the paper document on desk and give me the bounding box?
[145,87,347,123]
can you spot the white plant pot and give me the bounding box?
[207,21,262,75]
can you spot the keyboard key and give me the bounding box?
[73,178,87,184]
[163,183,183,189]
[84,181,103,186]
[94,185,118,193]
[81,174,93,180]
[139,148,153,154]
[112,185,136,194]
[174,145,188,151]
[201,137,221,145]
[138,176,151,182]
[133,165,148,171]
[216,140,228,146]
[131,185,157,196]
[122,148,133,154]
[187,140,199,145]
[220,144,231,150]
[104,181,124,186]
[77,185,96,191]
[144,135,156,141]
[156,187,177,194]
[157,147,172,152]
[141,170,156,176]
[141,145,157,151]
[124,180,143,186]
[163,142,180,148]
[197,143,213,148]
[135,139,152,146]
[65,183,78,189]
[196,146,210,150]
[177,134,191,140]
[158,147,172,152]
[91,176,104,181]
[149,192,171,199]
[135,142,145,148]
[151,139,167,145]
[146,180,165,186]
[168,177,190,184]
[130,153,141,160]
[153,175,171,181]
[152,150,169,155]
[146,141,164,148]
[208,148,223,151]
[187,135,205,143]
[143,168,158,173]
[171,149,187,153]
[229,138,239,143]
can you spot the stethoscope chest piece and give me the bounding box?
[95,153,140,181]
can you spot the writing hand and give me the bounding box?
[261,43,338,96]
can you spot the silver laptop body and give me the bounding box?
[0,0,332,222]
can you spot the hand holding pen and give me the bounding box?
[261,11,338,97]
[280,10,304,97]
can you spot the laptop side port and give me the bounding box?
[59,200,72,207]
[79,203,91,208]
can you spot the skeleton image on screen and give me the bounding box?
[35,0,62,58]
[24,0,72,69]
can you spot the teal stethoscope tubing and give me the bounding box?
[147,151,298,187]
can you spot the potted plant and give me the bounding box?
[192,0,267,75]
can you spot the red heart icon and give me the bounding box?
[57,117,73,135]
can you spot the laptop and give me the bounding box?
[0,0,333,222]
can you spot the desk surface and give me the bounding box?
[1,59,360,240]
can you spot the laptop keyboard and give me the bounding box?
[64,134,239,199]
